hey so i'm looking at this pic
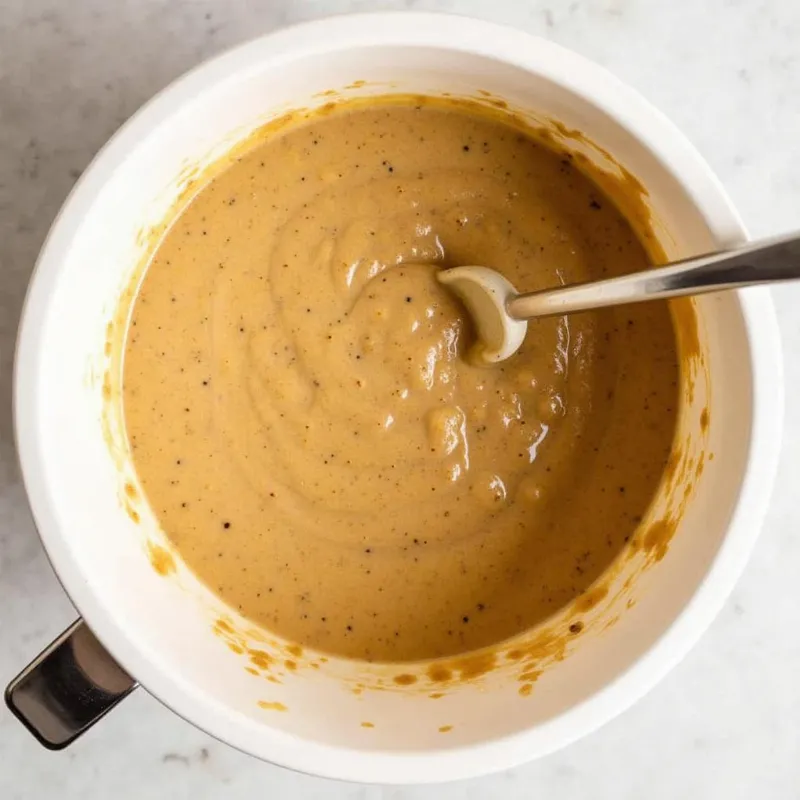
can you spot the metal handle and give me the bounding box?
[507,231,800,319]
[5,619,137,749]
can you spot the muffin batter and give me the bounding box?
[123,99,679,662]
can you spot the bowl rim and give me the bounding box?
[13,11,783,784]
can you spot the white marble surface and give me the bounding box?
[1,0,799,797]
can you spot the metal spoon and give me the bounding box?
[437,231,800,364]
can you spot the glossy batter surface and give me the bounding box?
[123,100,679,662]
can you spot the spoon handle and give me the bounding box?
[507,231,800,320]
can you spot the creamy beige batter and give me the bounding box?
[123,99,679,662]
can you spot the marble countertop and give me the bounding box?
[2,0,799,797]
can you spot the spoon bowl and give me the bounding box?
[437,266,528,364]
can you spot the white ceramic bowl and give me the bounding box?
[13,12,783,784]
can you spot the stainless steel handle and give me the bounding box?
[5,619,137,749]
[507,231,800,319]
